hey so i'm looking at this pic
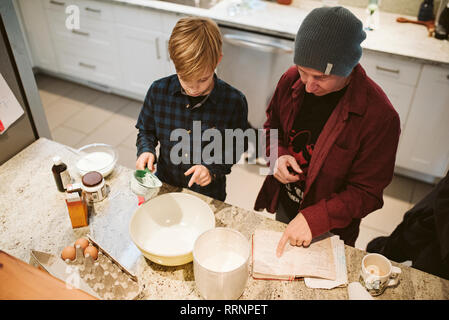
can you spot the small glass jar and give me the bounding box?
[81,171,108,203]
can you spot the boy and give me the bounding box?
[135,17,248,201]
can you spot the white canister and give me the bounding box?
[193,227,250,300]
[81,171,108,203]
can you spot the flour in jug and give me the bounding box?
[201,251,246,272]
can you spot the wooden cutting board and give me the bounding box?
[0,250,97,300]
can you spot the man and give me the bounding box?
[254,6,401,256]
[367,171,449,280]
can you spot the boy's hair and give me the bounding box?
[168,17,222,81]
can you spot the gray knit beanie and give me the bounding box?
[294,6,366,77]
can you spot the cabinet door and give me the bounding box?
[360,51,421,130]
[396,65,449,177]
[116,25,167,98]
[163,12,183,34]
[162,13,183,76]
[45,9,122,87]
[374,82,415,131]
[161,34,176,76]
[17,0,58,71]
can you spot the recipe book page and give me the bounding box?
[252,229,336,281]
[304,236,348,289]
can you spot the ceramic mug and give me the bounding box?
[359,253,402,296]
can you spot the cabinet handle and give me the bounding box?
[447,74,449,80]
[85,7,101,13]
[376,65,400,74]
[72,30,89,37]
[79,62,96,69]
[155,38,161,60]
[223,34,293,54]
[166,40,170,62]
[50,0,65,6]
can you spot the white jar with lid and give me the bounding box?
[81,171,108,203]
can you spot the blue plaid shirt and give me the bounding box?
[136,74,248,201]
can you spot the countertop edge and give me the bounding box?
[98,0,449,67]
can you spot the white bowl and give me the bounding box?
[129,192,215,266]
[76,143,118,177]
[129,170,162,199]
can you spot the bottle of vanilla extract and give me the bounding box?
[52,156,71,192]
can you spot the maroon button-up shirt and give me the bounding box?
[254,64,401,246]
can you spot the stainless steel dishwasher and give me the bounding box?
[217,26,295,129]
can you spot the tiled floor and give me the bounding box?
[36,73,435,251]
[37,73,139,169]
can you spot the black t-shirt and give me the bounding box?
[281,86,348,215]
[187,95,208,109]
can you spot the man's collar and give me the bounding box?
[341,64,367,118]
[292,64,367,118]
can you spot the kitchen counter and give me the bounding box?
[1,138,449,299]
[106,0,449,66]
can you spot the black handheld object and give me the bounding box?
[418,0,435,21]
[287,166,300,176]
[435,5,449,39]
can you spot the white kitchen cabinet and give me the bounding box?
[360,50,421,130]
[162,12,184,75]
[114,7,181,97]
[18,0,180,95]
[116,25,168,98]
[361,50,449,179]
[161,34,177,76]
[43,0,114,21]
[395,64,449,178]
[17,0,58,72]
[45,6,122,87]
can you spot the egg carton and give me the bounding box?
[62,237,143,300]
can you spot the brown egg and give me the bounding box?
[84,245,98,260]
[75,238,89,251]
[61,245,76,261]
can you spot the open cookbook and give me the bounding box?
[252,229,348,288]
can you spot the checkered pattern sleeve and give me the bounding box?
[136,85,159,160]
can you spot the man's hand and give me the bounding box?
[276,212,312,257]
[274,155,302,184]
[184,165,212,187]
[136,152,155,172]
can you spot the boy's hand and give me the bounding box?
[274,155,302,184]
[184,165,212,187]
[276,212,312,257]
[136,152,155,172]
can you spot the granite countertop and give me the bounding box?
[1,138,449,299]
[106,0,449,66]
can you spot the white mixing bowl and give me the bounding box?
[129,192,215,266]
